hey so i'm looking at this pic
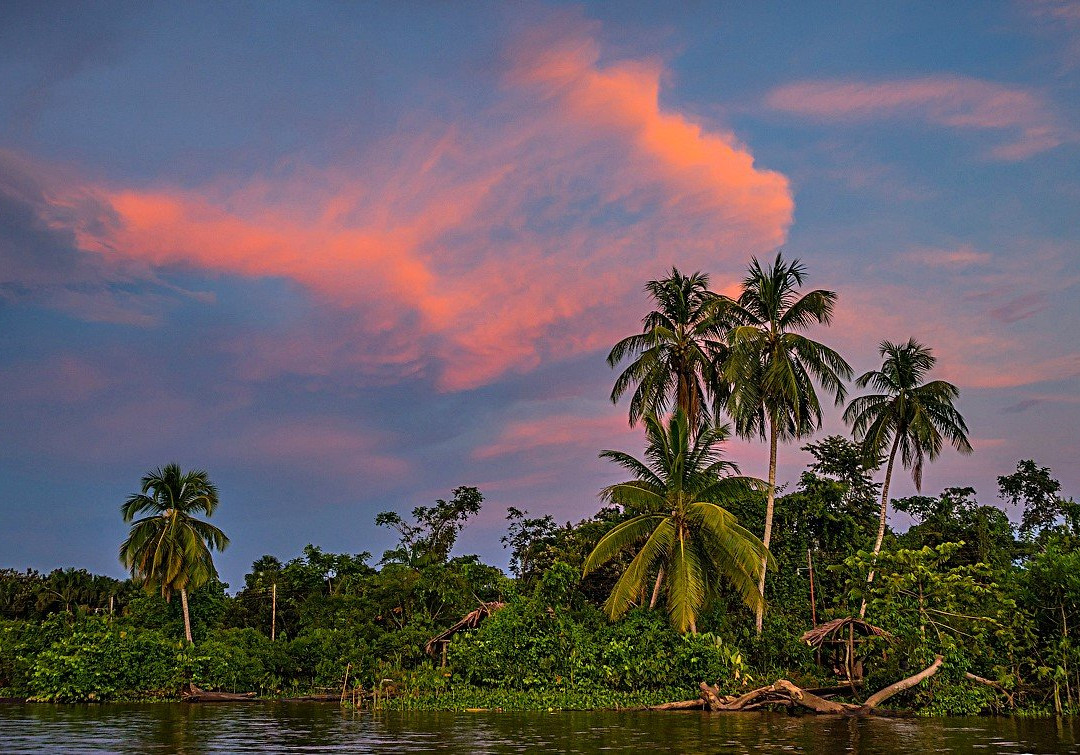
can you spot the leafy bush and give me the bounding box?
[191,628,274,693]
[450,599,749,693]
[27,618,180,702]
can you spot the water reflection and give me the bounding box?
[0,703,1076,753]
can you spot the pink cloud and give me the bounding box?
[831,246,1080,391]
[211,418,408,480]
[766,76,1069,160]
[36,25,791,392]
[473,413,636,460]
[0,355,113,404]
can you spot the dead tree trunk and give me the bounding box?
[655,655,944,716]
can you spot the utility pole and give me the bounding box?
[271,582,277,641]
[807,549,817,627]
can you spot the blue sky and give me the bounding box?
[1,1,1078,586]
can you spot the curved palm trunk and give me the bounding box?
[650,567,664,610]
[859,434,900,619]
[755,421,778,634]
[180,587,193,644]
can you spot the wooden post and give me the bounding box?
[1062,603,1072,709]
[340,663,351,706]
[847,622,855,683]
[807,549,817,627]
[271,582,277,642]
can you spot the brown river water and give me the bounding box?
[1,702,1077,753]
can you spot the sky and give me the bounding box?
[1,1,1078,587]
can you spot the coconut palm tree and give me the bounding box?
[583,410,770,634]
[608,268,729,428]
[720,252,852,633]
[119,464,229,643]
[843,338,972,617]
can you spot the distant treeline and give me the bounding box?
[1,449,1077,714]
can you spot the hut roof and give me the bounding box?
[799,617,893,648]
[424,601,505,656]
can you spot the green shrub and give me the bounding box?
[191,628,274,693]
[27,618,180,702]
[449,601,749,693]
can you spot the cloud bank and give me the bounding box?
[30,27,792,392]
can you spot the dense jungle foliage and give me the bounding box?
[1,455,1077,715]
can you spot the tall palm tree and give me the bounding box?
[609,268,729,428]
[720,252,852,633]
[843,338,972,617]
[120,464,229,643]
[583,410,770,634]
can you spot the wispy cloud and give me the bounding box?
[989,291,1048,323]
[1027,0,1080,70]
[473,413,634,460]
[766,76,1069,160]
[899,244,992,269]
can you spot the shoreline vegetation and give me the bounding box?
[3,257,1079,718]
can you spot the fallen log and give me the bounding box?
[645,699,705,711]
[652,655,944,716]
[181,684,258,702]
[861,655,943,709]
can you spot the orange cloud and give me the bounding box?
[766,76,1069,160]
[52,26,792,392]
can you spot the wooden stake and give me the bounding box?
[340,663,351,706]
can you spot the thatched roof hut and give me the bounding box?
[800,617,892,647]
[800,617,893,682]
[425,601,505,662]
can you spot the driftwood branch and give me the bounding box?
[862,655,943,709]
[964,671,1015,708]
[656,655,944,716]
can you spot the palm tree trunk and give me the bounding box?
[677,368,696,426]
[650,567,665,610]
[860,434,900,619]
[755,420,778,635]
[180,587,193,644]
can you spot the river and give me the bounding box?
[1,703,1077,753]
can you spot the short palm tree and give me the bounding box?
[843,338,972,617]
[583,410,770,634]
[608,268,729,427]
[720,252,852,633]
[120,464,229,643]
